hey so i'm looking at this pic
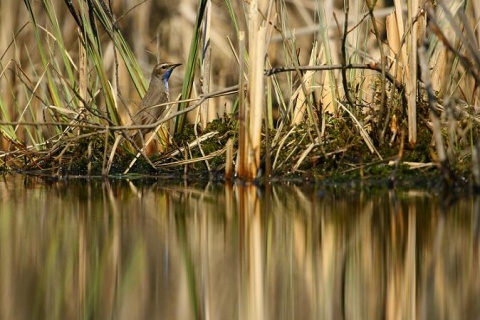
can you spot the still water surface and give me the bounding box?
[0,174,479,319]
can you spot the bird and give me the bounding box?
[130,62,181,149]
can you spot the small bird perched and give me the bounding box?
[131,62,181,148]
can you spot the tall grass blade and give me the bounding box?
[175,0,208,134]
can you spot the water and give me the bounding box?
[0,174,479,319]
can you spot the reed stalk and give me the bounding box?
[236,31,246,178]
[200,0,212,129]
[245,0,266,180]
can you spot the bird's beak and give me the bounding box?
[169,63,182,70]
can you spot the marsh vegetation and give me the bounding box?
[0,0,479,184]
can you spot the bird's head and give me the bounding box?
[152,62,181,90]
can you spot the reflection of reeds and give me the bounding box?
[0,0,479,180]
[3,177,480,318]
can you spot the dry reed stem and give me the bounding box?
[337,100,382,159]
[292,43,317,125]
[193,106,211,173]
[429,47,448,95]
[200,0,212,128]
[78,33,88,114]
[236,31,246,177]
[245,0,266,180]
[386,13,403,83]
[272,125,296,170]
[225,138,233,180]
[392,0,417,146]
[418,37,452,182]
[155,147,224,168]
[339,0,355,110]
[407,0,421,146]
[292,137,320,171]
[366,1,388,138]
[388,161,436,169]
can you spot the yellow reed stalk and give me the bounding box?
[386,12,403,83]
[246,0,267,180]
[225,138,234,180]
[200,0,212,129]
[392,0,415,145]
[236,31,246,177]
[319,48,336,114]
[292,43,318,125]
[406,0,420,146]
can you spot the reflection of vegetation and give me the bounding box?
[0,1,479,183]
[1,177,479,318]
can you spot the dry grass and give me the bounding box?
[0,0,479,183]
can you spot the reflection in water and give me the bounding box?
[0,175,479,319]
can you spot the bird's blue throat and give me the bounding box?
[162,70,174,92]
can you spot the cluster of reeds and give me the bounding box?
[0,0,479,182]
